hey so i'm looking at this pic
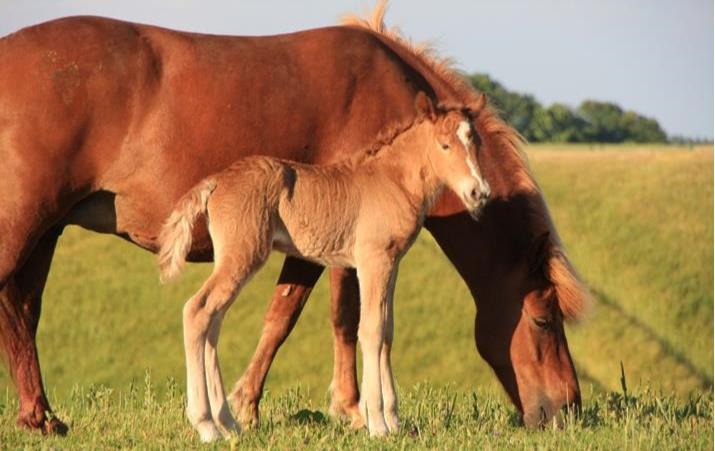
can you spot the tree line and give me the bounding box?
[468,73,679,144]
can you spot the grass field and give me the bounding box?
[0,144,712,448]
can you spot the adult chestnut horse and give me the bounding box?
[0,3,588,434]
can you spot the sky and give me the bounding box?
[1,0,712,139]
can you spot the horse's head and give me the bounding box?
[426,103,590,428]
[415,93,490,218]
[476,221,589,428]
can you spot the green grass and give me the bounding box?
[0,145,712,447]
[1,377,712,449]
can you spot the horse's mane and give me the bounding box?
[340,0,533,191]
[341,1,590,321]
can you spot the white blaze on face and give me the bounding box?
[456,120,489,195]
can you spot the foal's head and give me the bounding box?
[416,94,490,219]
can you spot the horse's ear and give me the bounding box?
[528,231,551,275]
[467,93,487,118]
[414,91,436,121]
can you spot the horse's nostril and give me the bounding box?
[470,188,479,201]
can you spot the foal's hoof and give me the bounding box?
[17,411,68,436]
[229,385,259,429]
[368,422,389,438]
[385,414,400,434]
[349,414,366,430]
[196,420,223,443]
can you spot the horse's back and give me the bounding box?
[0,16,422,257]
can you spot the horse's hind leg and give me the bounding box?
[0,228,66,434]
[328,268,363,427]
[229,256,324,429]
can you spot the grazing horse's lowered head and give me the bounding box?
[429,102,592,426]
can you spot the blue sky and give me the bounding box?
[1,0,712,138]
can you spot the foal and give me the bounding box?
[158,94,490,441]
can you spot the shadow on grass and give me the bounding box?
[592,287,712,390]
[289,409,328,425]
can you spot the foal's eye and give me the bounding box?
[441,143,450,150]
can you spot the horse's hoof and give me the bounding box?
[229,385,259,429]
[17,410,68,436]
[333,403,365,429]
[44,417,69,436]
[328,400,365,427]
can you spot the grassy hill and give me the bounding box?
[0,145,711,415]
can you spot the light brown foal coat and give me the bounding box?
[158,110,487,440]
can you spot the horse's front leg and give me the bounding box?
[229,256,324,429]
[328,268,363,426]
[355,257,394,437]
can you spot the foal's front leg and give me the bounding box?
[380,269,400,432]
[356,259,395,437]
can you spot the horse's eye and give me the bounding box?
[441,143,450,150]
[533,317,551,330]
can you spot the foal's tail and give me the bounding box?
[158,178,217,283]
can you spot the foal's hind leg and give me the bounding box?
[204,313,239,435]
[183,262,258,442]
[184,214,271,441]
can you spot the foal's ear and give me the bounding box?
[527,231,552,276]
[414,91,436,121]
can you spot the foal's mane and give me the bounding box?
[341,1,590,321]
[355,103,471,162]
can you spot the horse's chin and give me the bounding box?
[522,401,572,429]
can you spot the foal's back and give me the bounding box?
[207,156,362,267]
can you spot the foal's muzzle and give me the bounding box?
[463,181,491,219]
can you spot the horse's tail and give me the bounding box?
[158,178,217,283]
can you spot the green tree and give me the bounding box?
[468,73,670,144]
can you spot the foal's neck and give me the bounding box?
[359,120,442,210]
